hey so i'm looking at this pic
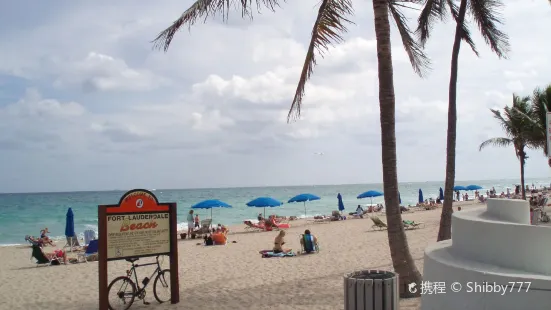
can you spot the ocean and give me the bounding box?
[1,178,549,246]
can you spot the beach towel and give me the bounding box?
[259,250,296,258]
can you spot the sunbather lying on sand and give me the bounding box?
[273,230,292,254]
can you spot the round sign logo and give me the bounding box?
[136,199,144,208]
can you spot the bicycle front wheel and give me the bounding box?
[153,269,172,303]
[107,276,136,310]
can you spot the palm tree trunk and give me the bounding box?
[519,149,526,199]
[372,0,421,297]
[437,0,468,242]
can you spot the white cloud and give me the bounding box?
[53,52,167,92]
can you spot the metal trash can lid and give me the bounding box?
[346,270,396,280]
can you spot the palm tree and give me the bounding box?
[152,0,428,297]
[479,95,533,200]
[527,85,551,164]
[416,0,509,241]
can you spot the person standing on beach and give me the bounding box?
[194,214,200,228]
[187,210,194,235]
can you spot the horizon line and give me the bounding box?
[1,176,548,195]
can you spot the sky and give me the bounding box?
[0,0,550,193]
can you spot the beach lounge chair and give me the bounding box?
[300,234,319,254]
[403,220,424,230]
[63,235,81,251]
[83,230,96,245]
[30,245,61,266]
[369,216,388,231]
[77,240,99,263]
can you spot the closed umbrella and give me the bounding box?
[192,199,232,224]
[399,192,402,204]
[439,187,444,200]
[288,193,320,218]
[337,193,345,211]
[65,208,76,251]
[418,189,424,204]
[357,190,383,206]
[246,197,283,219]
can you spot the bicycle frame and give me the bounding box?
[127,256,163,293]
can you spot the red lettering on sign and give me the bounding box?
[120,221,158,232]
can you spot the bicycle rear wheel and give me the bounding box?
[153,269,171,303]
[107,276,136,310]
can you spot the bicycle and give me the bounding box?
[107,255,171,310]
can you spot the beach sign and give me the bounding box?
[98,189,180,309]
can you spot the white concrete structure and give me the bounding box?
[421,199,551,310]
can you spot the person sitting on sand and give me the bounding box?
[40,228,55,246]
[300,229,318,253]
[355,205,364,218]
[273,230,291,254]
[258,213,264,222]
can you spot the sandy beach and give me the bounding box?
[0,201,482,310]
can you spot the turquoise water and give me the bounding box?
[1,178,548,245]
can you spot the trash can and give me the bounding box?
[344,270,398,310]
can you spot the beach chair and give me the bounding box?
[403,220,424,230]
[30,245,61,266]
[77,240,99,263]
[369,216,388,231]
[83,230,96,245]
[299,234,319,254]
[63,235,81,251]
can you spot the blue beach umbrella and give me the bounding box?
[453,185,467,191]
[65,208,75,238]
[357,190,383,205]
[418,189,424,204]
[466,185,483,191]
[247,197,283,219]
[337,193,345,212]
[439,187,444,200]
[288,193,320,218]
[399,192,402,205]
[192,199,232,222]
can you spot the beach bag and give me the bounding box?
[205,236,214,246]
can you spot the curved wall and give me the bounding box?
[422,241,551,310]
[422,198,551,310]
[451,202,551,275]
[485,198,530,224]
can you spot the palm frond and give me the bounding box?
[152,0,282,52]
[446,0,479,56]
[416,0,446,46]
[287,0,354,122]
[389,1,431,77]
[479,137,512,151]
[468,0,509,58]
[490,108,514,136]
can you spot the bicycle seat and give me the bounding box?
[125,257,139,263]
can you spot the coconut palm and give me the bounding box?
[416,0,509,241]
[479,95,534,200]
[527,85,551,160]
[152,0,428,297]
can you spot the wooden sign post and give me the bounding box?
[98,189,179,310]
